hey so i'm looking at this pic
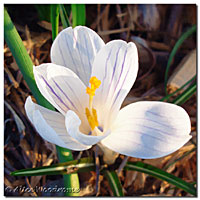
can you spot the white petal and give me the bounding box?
[91,40,138,129]
[25,96,91,151]
[51,26,105,86]
[65,110,110,146]
[33,63,90,131]
[101,101,192,159]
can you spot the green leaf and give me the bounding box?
[103,170,124,196]
[59,4,70,28]
[172,82,196,105]
[50,4,60,41]
[164,25,196,95]
[71,4,86,27]
[124,161,196,196]
[10,157,95,176]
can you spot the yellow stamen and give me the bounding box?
[89,95,93,111]
[85,108,96,130]
[85,108,99,130]
[85,76,101,131]
[86,87,95,96]
[86,76,101,96]
[89,77,101,89]
[92,108,98,126]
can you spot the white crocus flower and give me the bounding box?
[25,26,192,160]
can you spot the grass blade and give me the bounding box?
[59,4,70,28]
[50,4,60,41]
[103,170,124,196]
[164,25,196,95]
[124,161,196,196]
[172,82,196,105]
[71,4,86,27]
[11,157,95,176]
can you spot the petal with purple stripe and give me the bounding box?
[51,26,105,86]
[91,40,139,129]
[101,101,192,159]
[33,63,90,131]
[25,96,91,151]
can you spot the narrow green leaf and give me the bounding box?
[59,4,70,28]
[50,4,60,41]
[164,25,196,95]
[10,157,95,176]
[172,82,196,105]
[124,161,196,196]
[160,75,196,102]
[71,4,86,27]
[103,170,124,196]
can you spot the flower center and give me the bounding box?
[85,76,101,132]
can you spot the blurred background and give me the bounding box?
[4,4,196,197]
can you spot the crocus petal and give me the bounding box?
[51,26,105,86]
[25,96,91,151]
[33,63,89,130]
[101,101,191,159]
[91,40,138,129]
[65,110,110,146]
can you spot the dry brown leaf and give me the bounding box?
[124,171,138,188]
[142,193,172,196]
[12,179,26,188]
[4,177,14,189]
[37,20,62,32]
[10,60,19,71]
[4,101,25,134]
[20,138,32,159]
[79,184,95,196]
[99,5,110,42]
[4,67,19,89]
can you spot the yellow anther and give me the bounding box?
[89,76,101,89]
[85,77,101,132]
[86,76,101,111]
[86,76,101,97]
[92,108,98,126]
[85,108,96,130]
[86,87,95,96]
